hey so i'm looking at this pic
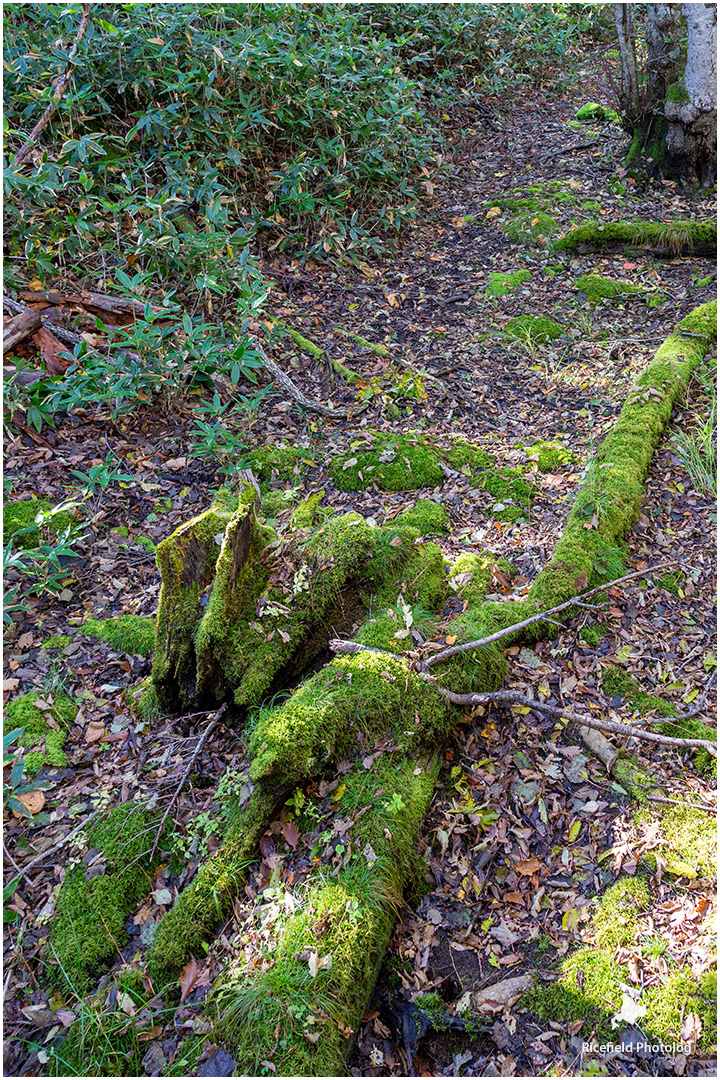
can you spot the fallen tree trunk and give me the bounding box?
[47,303,715,1075]
[3,309,42,354]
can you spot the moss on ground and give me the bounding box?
[4,691,77,775]
[41,635,71,650]
[3,497,76,549]
[505,210,558,246]
[486,269,532,297]
[245,444,315,483]
[506,315,565,344]
[48,804,162,992]
[580,621,607,646]
[330,432,445,493]
[574,273,646,305]
[576,102,622,123]
[84,615,156,657]
[555,220,717,257]
[525,440,575,472]
[394,499,449,536]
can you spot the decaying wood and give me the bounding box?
[3,310,42,354]
[12,4,94,168]
[468,975,533,1014]
[256,343,350,419]
[4,295,85,352]
[32,325,71,376]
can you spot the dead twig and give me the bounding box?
[648,794,716,814]
[416,681,717,756]
[149,704,227,859]
[12,4,93,168]
[3,804,106,892]
[256,343,350,420]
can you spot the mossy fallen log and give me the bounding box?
[141,305,714,1074]
[555,219,716,257]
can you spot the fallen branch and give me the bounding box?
[648,793,716,814]
[421,562,681,671]
[541,138,602,162]
[256,343,350,419]
[3,310,42,354]
[3,804,105,892]
[417,681,717,756]
[12,4,93,168]
[149,704,227,860]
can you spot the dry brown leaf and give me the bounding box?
[178,957,211,1003]
[514,856,543,876]
[281,819,300,850]
[84,721,106,744]
[16,790,45,815]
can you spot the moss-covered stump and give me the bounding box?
[47,804,164,992]
[555,219,717,257]
[152,486,242,710]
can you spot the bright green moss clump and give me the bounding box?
[4,691,77,775]
[41,635,71,650]
[486,269,531,297]
[48,804,161,992]
[3,497,76,549]
[245,444,315,482]
[330,432,444,493]
[506,315,565,344]
[576,102,622,123]
[526,441,575,472]
[395,499,449,535]
[575,274,645,305]
[505,210,557,245]
[84,615,156,657]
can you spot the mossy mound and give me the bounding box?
[3,497,76,550]
[505,210,558,246]
[506,315,566,344]
[330,433,445,493]
[84,615,156,656]
[48,804,163,992]
[576,101,622,124]
[486,269,532,298]
[526,441,575,472]
[41,634,71,650]
[4,691,77,775]
[555,220,717,257]
[244,443,315,483]
[394,499,449,536]
[574,273,645,305]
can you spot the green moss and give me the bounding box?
[486,269,532,298]
[601,664,677,717]
[505,210,558,245]
[41,635,71,650]
[152,488,240,710]
[580,621,607,646]
[526,441,575,472]
[48,805,161,992]
[523,948,618,1036]
[645,970,716,1049]
[84,615,156,657]
[666,78,690,104]
[330,433,444,493]
[594,876,650,950]
[246,444,315,483]
[636,802,716,879]
[394,499,449,536]
[4,691,76,775]
[3,497,76,550]
[133,678,160,724]
[506,315,565,344]
[440,436,496,472]
[576,102,622,123]
[135,534,156,553]
[342,331,390,357]
[555,220,717,257]
[290,491,325,529]
[574,274,645,305]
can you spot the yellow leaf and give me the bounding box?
[530,217,540,226]
[148,37,164,45]
[386,293,399,307]
[16,790,45,816]
[445,635,458,645]
[486,206,502,219]
[331,784,345,802]
[568,820,582,842]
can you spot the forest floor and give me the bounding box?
[3,50,717,1079]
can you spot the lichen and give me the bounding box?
[84,615,156,657]
[4,691,77,775]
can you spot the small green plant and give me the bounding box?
[71,455,135,499]
[671,363,716,496]
[3,727,45,818]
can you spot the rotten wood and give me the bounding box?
[3,310,42,355]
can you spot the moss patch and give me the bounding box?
[4,690,77,775]
[84,615,156,657]
[330,432,444,493]
[394,499,449,536]
[3,497,76,550]
[505,210,558,246]
[580,621,607,646]
[41,634,71,650]
[574,273,646,305]
[48,804,162,992]
[245,444,315,483]
[526,441,575,472]
[506,315,566,344]
[576,102,622,123]
[486,269,532,298]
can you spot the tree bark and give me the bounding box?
[665,4,717,184]
[645,4,683,105]
[3,310,42,355]
[614,4,641,121]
